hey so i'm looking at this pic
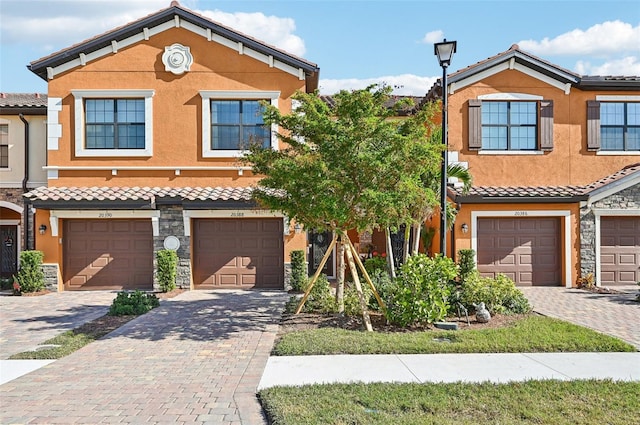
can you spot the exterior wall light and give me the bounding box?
[461,223,469,234]
[294,223,303,234]
[39,224,47,235]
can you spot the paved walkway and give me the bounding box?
[0,290,289,425]
[259,352,640,389]
[519,286,640,349]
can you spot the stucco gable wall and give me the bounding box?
[448,68,639,188]
[47,26,305,186]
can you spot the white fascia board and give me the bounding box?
[513,63,571,93]
[587,174,640,205]
[449,62,509,92]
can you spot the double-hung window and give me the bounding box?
[85,99,145,149]
[0,124,8,168]
[210,100,270,150]
[72,90,154,157]
[600,102,640,151]
[468,95,553,152]
[481,101,537,150]
[200,91,279,158]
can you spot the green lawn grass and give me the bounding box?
[273,315,636,355]
[259,380,640,425]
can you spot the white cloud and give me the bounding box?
[194,9,305,56]
[574,56,640,76]
[0,0,305,57]
[518,21,640,57]
[422,30,445,44]
[319,74,438,96]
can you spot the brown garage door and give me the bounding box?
[193,218,283,289]
[64,219,153,290]
[477,217,560,286]
[601,216,640,285]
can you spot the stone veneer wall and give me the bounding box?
[42,263,59,292]
[580,183,640,283]
[154,205,191,290]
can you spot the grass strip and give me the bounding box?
[260,380,639,425]
[8,315,136,360]
[273,315,636,355]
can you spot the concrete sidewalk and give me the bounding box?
[259,352,640,389]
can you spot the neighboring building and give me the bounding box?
[0,93,47,278]
[25,2,319,291]
[427,44,639,287]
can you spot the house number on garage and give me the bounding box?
[514,211,528,216]
[230,212,245,217]
[98,212,113,218]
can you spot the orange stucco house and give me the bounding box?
[427,45,639,287]
[26,2,319,291]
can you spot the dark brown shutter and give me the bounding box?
[539,100,554,151]
[468,99,482,150]
[587,100,601,151]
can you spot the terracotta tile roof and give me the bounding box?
[24,186,257,203]
[319,94,423,115]
[453,163,640,202]
[582,163,640,193]
[0,93,47,108]
[460,185,586,199]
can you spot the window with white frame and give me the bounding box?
[0,124,8,168]
[72,90,154,157]
[200,91,279,158]
[600,102,640,151]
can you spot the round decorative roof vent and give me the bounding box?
[162,43,193,75]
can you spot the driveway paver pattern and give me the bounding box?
[0,290,289,425]
[520,286,640,349]
[0,291,118,358]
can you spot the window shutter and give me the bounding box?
[468,99,482,150]
[539,100,553,151]
[587,100,601,151]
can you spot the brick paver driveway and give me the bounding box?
[0,290,289,425]
[520,286,640,349]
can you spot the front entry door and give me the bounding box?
[1,225,18,278]
[308,231,335,278]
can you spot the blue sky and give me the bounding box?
[1,0,639,95]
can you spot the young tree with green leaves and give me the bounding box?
[242,85,443,324]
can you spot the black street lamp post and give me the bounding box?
[434,39,456,257]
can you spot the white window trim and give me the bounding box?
[199,90,280,158]
[72,90,154,157]
[478,93,543,101]
[471,210,572,288]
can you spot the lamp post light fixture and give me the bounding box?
[434,39,457,257]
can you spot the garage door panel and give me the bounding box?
[63,219,153,290]
[600,217,640,285]
[193,218,283,289]
[477,217,560,286]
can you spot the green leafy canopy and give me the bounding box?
[242,84,443,234]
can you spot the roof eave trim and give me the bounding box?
[29,7,319,82]
[455,195,588,204]
[586,172,640,205]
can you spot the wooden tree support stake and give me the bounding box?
[345,237,386,313]
[295,233,338,314]
[344,238,373,332]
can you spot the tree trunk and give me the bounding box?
[335,235,346,314]
[402,224,410,263]
[344,242,373,332]
[384,227,396,278]
[412,222,421,255]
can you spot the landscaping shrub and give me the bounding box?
[364,252,388,275]
[14,250,45,293]
[457,249,476,284]
[300,274,337,313]
[344,281,373,316]
[385,254,458,326]
[289,250,307,292]
[367,268,394,311]
[109,290,160,316]
[460,271,531,314]
[156,249,177,292]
